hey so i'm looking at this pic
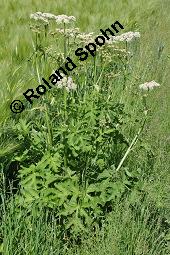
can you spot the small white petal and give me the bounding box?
[139,81,160,91]
[107,31,140,43]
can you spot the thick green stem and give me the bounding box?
[123,40,128,90]
[63,88,68,169]
[44,104,53,150]
[63,22,67,59]
[93,54,97,85]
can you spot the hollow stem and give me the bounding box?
[115,116,147,173]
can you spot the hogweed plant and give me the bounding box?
[1,11,161,236]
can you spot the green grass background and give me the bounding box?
[0,0,170,254]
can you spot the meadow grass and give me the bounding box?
[0,0,170,254]
[1,195,168,254]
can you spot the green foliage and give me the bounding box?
[0,0,170,253]
[1,196,169,255]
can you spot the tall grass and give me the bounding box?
[0,0,170,254]
[1,195,168,254]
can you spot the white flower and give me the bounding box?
[57,77,77,91]
[108,31,140,43]
[77,32,94,43]
[30,12,76,24]
[139,81,160,91]
[30,12,49,23]
[55,15,76,24]
[55,28,80,37]
[41,12,57,20]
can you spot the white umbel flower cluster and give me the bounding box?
[55,28,80,37]
[41,12,57,20]
[55,14,76,24]
[57,77,77,91]
[77,32,94,44]
[30,12,76,24]
[30,12,49,23]
[108,31,140,43]
[139,80,160,91]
